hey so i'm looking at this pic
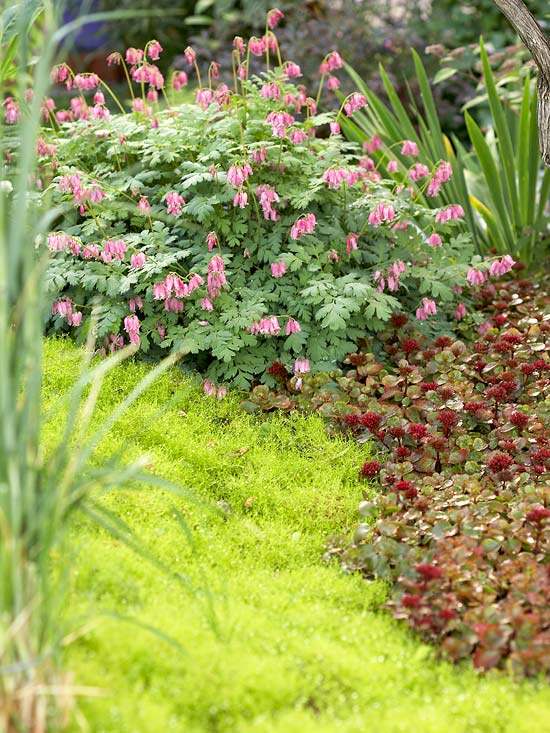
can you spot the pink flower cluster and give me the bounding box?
[322,167,358,190]
[203,379,228,399]
[207,255,227,299]
[250,316,281,335]
[233,191,248,208]
[146,40,163,61]
[343,93,367,117]
[284,62,302,79]
[82,244,100,259]
[294,357,310,374]
[251,147,268,164]
[374,260,406,292]
[416,297,437,320]
[165,191,185,216]
[206,232,218,251]
[409,163,430,182]
[73,73,100,91]
[48,233,80,254]
[4,97,20,125]
[130,252,146,268]
[124,314,141,344]
[131,64,164,90]
[319,51,343,74]
[455,303,467,320]
[368,202,395,226]
[248,36,267,56]
[261,82,280,100]
[257,185,279,221]
[466,255,516,286]
[489,255,515,277]
[227,163,253,188]
[346,233,359,255]
[401,140,419,156]
[270,261,287,278]
[435,204,464,223]
[36,136,57,157]
[195,88,214,109]
[183,46,196,65]
[290,213,316,240]
[265,111,295,137]
[467,268,486,286]
[137,196,151,215]
[126,48,143,65]
[427,161,453,197]
[172,71,188,91]
[153,273,204,308]
[364,135,382,154]
[426,232,443,247]
[101,239,127,263]
[51,63,71,87]
[289,129,308,144]
[52,298,82,326]
[58,173,105,210]
[285,318,301,334]
[267,8,284,29]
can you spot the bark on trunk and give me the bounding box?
[493,0,550,165]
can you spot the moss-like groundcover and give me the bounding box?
[43,339,550,733]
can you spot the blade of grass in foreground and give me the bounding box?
[0,3,217,730]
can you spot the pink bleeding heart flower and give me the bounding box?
[285,318,301,335]
[270,261,287,278]
[401,140,419,156]
[467,268,486,286]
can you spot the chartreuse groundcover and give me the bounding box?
[42,339,550,733]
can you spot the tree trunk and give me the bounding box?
[493,0,550,165]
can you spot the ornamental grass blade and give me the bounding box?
[479,38,521,229]
[465,110,516,253]
[0,3,216,729]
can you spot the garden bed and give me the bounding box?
[43,338,550,733]
[246,275,550,676]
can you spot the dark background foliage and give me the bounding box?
[66,0,548,135]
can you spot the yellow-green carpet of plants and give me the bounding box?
[43,339,550,733]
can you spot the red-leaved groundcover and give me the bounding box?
[246,276,549,676]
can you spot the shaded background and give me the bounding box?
[63,0,549,132]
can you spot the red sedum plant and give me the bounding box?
[246,276,550,676]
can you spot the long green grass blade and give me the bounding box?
[411,49,446,161]
[479,38,521,228]
[517,77,532,223]
[465,111,515,252]
[379,64,418,143]
[527,84,540,226]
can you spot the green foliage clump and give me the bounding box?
[343,42,550,266]
[34,39,488,387]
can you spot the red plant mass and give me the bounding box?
[359,411,383,431]
[415,563,444,581]
[486,451,514,473]
[361,460,381,477]
[391,313,408,328]
[247,276,550,676]
[509,410,529,428]
[408,422,428,440]
[401,338,420,354]
[437,409,459,436]
[526,506,550,524]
